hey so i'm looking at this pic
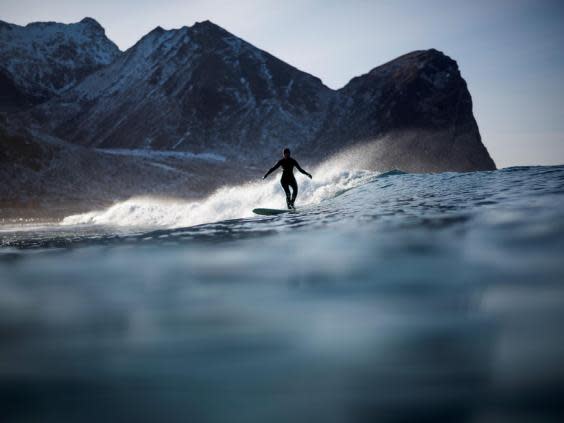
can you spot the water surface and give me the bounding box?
[1,165,564,422]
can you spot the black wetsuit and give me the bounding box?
[264,157,311,208]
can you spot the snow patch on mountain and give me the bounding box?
[96,148,226,162]
[0,17,121,103]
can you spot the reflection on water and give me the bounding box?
[1,165,564,422]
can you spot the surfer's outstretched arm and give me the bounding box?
[295,160,312,179]
[263,160,281,179]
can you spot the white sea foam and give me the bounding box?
[61,155,376,228]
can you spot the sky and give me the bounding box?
[2,0,564,168]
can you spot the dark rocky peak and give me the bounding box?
[126,24,187,52]
[193,19,214,26]
[341,49,457,95]
[372,49,454,73]
[24,20,58,28]
[0,17,121,111]
[78,17,106,34]
[129,20,226,55]
[121,20,326,98]
[0,20,14,31]
[191,20,225,33]
[194,21,325,83]
[80,17,102,27]
[186,20,245,54]
[2,17,108,39]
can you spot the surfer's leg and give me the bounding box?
[281,180,292,209]
[290,178,298,207]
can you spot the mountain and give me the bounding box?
[0,119,253,220]
[27,20,495,171]
[313,49,496,172]
[0,17,120,112]
[30,20,332,161]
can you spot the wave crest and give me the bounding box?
[62,158,376,228]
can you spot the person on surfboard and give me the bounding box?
[263,148,312,209]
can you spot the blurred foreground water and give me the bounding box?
[1,165,564,422]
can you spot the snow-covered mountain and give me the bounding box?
[0,17,120,111]
[26,20,494,171]
[31,20,332,161]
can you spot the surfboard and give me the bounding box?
[253,208,296,216]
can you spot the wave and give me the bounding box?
[62,155,378,228]
[377,169,407,178]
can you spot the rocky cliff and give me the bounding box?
[24,20,494,171]
[312,49,496,171]
[0,17,120,112]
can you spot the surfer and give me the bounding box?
[263,148,312,209]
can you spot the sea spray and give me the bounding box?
[61,157,376,228]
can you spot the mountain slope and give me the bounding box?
[309,49,496,171]
[27,20,495,171]
[0,119,253,220]
[0,17,120,111]
[32,21,332,161]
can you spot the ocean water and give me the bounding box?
[1,163,564,422]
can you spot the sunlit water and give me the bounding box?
[1,164,564,422]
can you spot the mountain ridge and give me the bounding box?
[27,19,334,160]
[18,18,494,171]
[0,17,121,111]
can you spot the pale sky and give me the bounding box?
[2,0,564,168]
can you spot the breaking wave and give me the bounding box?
[61,154,378,228]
